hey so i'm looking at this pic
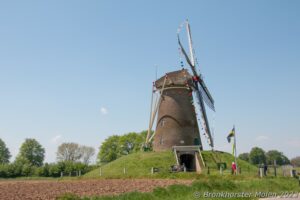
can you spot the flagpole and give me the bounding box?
[234,125,238,174]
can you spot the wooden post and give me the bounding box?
[123,167,126,174]
[291,169,295,178]
[151,167,154,174]
[274,160,277,177]
[282,166,286,177]
[60,171,63,178]
[259,168,263,178]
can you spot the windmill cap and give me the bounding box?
[155,69,193,89]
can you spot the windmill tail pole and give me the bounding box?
[146,76,168,144]
[146,84,155,143]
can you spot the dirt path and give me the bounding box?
[0,179,193,200]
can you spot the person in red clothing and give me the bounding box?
[231,162,237,175]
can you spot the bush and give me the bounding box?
[0,163,22,178]
[0,161,95,178]
[48,163,62,177]
[238,153,250,162]
[34,163,50,177]
[0,164,9,178]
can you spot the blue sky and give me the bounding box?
[0,0,299,162]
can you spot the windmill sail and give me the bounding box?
[197,80,215,111]
[178,20,215,148]
[177,33,215,111]
[194,84,214,147]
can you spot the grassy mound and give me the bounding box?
[85,150,257,178]
[84,151,176,178]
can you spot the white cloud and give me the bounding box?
[50,135,62,144]
[255,135,269,141]
[100,107,108,115]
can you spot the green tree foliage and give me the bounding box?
[238,153,249,162]
[291,156,300,167]
[119,132,146,155]
[266,150,290,165]
[98,135,120,163]
[15,138,45,167]
[0,138,11,164]
[98,131,147,164]
[249,147,266,165]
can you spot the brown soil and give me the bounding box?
[0,179,193,200]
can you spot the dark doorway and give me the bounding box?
[180,154,195,171]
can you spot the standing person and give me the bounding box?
[263,163,268,176]
[231,162,237,175]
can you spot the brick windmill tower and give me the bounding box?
[145,20,215,172]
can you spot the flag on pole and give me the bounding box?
[227,127,236,156]
[227,127,235,143]
[227,126,238,174]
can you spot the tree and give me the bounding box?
[0,138,11,164]
[97,131,147,164]
[266,150,290,165]
[249,147,266,165]
[80,146,95,164]
[98,135,120,163]
[16,138,45,167]
[56,143,82,162]
[119,132,145,155]
[291,156,300,167]
[238,153,249,162]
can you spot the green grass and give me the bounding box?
[201,151,258,175]
[57,176,300,200]
[84,151,178,178]
[84,150,258,179]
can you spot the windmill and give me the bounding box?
[145,20,215,171]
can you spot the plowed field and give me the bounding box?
[0,179,193,200]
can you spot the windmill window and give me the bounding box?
[159,135,164,145]
[161,119,166,127]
